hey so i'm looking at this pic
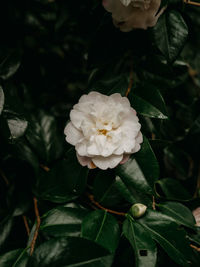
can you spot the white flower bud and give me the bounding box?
[131,203,147,218]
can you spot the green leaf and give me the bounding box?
[116,137,159,196]
[157,202,196,230]
[188,227,200,247]
[26,110,63,164]
[152,10,188,62]
[139,210,192,267]
[13,139,39,173]
[0,86,4,115]
[0,216,13,249]
[81,210,120,253]
[123,218,157,267]
[0,50,21,80]
[28,237,114,267]
[93,171,124,207]
[129,95,167,119]
[36,150,88,203]
[0,248,28,267]
[13,250,29,267]
[89,74,128,96]
[40,207,88,237]
[115,176,136,204]
[164,145,191,180]
[155,178,192,201]
[129,83,168,119]
[7,117,28,139]
[0,249,22,267]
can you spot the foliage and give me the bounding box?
[0,0,200,266]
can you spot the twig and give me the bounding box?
[40,164,50,172]
[22,215,30,236]
[152,196,156,210]
[30,197,41,256]
[151,133,156,140]
[190,244,200,252]
[187,155,194,178]
[0,168,9,186]
[184,0,200,7]
[87,193,126,216]
[126,62,134,97]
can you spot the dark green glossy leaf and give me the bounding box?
[152,10,188,62]
[13,250,29,267]
[81,210,120,253]
[188,227,200,247]
[0,216,13,249]
[123,218,157,267]
[129,95,167,119]
[26,110,63,164]
[157,202,196,230]
[12,139,39,173]
[164,145,191,180]
[93,171,124,207]
[139,210,192,267]
[189,114,200,135]
[0,86,4,115]
[0,50,21,80]
[0,249,23,267]
[36,150,88,203]
[115,176,136,204]
[116,137,159,195]
[28,237,114,267]
[155,178,192,201]
[40,207,88,237]
[129,83,168,119]
[89,74,128,96]
[0,116,10,141]
[7,118,28,139]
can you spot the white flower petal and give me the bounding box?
[92,154,123,170]
[136,131,143,144]
[120,154,130,164]
[75,141,88,156]
[76,153,91,166]
[131,143,141,153]
[64,122,83,146]
[70,110,86,129]
[87,142,99,156]
[76,154,95,169]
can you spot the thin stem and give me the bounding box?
[190,244,200,252]
[40,164,50,172]
[0,168,9,186]
[152,196,156,210]
[184,0,200,7]
[126,62,134,97]
[87,193,126,216]
[30,197,41,256]
[22,215,30,236]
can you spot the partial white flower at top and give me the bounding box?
[64,91,143,170]
[102,0,165,32]
[193,207,200,227]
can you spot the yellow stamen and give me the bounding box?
[98,129,108,135]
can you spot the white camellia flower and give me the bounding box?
[64,91,143,170]
[102,0,165,32]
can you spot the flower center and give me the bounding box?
[98,129,108,136]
